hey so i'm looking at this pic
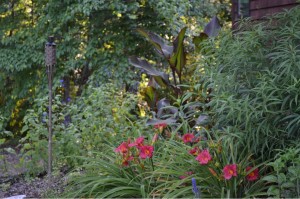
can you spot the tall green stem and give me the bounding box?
[150,157,154,172]
[150,157,156,187]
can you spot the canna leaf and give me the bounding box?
[196,114,210,125]
[193,17,221,50]
[193,33,208,50]
[169,27,187,83]
[148,76,160,89]
[141,86,157,110]
[129,56,170,87]
[137,29,173,58]
[157,98,178,118]
[146,118,176,126]
[204,16,221,37]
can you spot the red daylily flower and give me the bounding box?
[223,164,237,180]
[122,155,134,167]
[151,133,159,145]
[189,147,200,156]
[182,133,195,143]
[179,171,193,180]
[186,171,193,175]
[195,149,212,165]
[193,137,201,143]
[115,141,129,154]
[246,166,259,181]
[154,123,167,129]
[139,145,154,159]
[179,175,186,180]
[129,136,144,148]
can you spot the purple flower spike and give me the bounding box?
[192,178,200,198]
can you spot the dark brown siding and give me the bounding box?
[232,0,299,26]
[250,0,299,20]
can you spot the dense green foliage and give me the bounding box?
[0,0,230,134]
[2,0,300,198]
[203,7,300,159]
[64,135,268,198]
[20,83,150,174]
[263,145,300,198]
[63,7,299,198]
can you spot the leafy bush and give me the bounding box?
[20,95,74,175]
[65,83,150,150]
[263,145,300,198]
[19,83,150,175]
[201,7,300,158]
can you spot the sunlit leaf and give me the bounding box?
[141,86,157,110]
[169,27,187,83]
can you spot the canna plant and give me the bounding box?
[129,17,220,128]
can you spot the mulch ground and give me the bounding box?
[0,152,65,198]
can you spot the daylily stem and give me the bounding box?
[150,157,157,187]
[150,157,155,172]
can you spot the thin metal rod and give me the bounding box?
[48,64,53,177]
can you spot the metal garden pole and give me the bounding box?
[45,36,56,176]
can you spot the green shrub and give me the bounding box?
[20,95,76,175]
[19,83,149,175]
[201,7,300,158]
[65,83,150,150]
[262,145,300,198]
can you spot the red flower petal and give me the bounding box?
[223,164,237,180]
[195,149,212,165]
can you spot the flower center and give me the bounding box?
[229,170,234,175]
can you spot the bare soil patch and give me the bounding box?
[0,152,65,198]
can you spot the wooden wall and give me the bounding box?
[250,0,299,19]
[232,0,299,25]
